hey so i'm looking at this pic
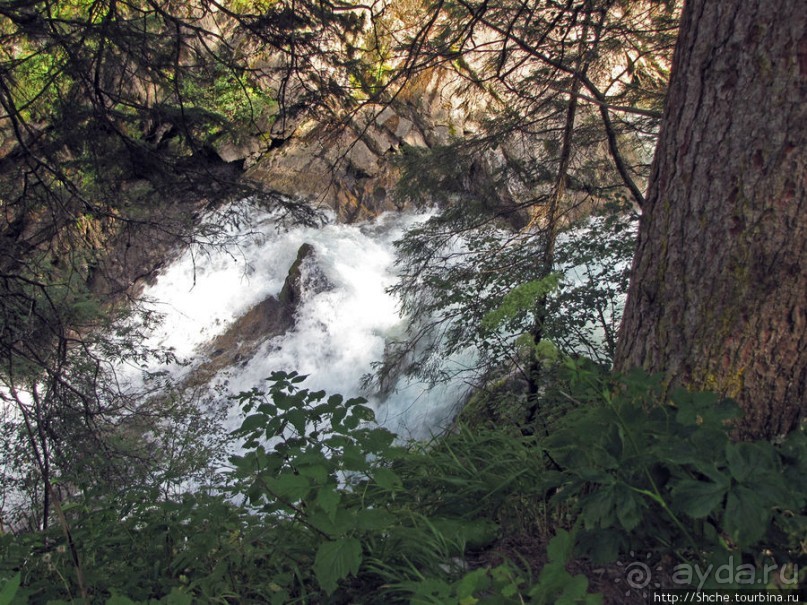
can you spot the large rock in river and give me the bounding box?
[189,243,331,384]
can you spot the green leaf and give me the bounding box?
[331,407,347,428]
[671,478,729,518]
[350,405,375,422]
[615,485,645,531]
[410,578,452,600]
[533,562,568,601]
[455,569,491,599]
[547,530,573,563]
[315,486,341,521]
[341,444,367,470]
[324,435,351,448]
[725,442,778,483]
[355,508,395,530]
[372,467,402,491]
[297,464,328,484]
[236,413,266,434]
[481,275,560,331]
[0,574,21,605]
[672,389,740,428]
[576,529,622,564]
[266,474,311,501]
[309,508,357,535]
[285,408,308,435]
[581,485,617,529]
[160,588,193,605]
[724,486,771,547]
[557,574,589,604]
[106,595,138,605]
[313,537,363,594]
[362,428,395,452]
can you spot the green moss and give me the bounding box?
[696,367,745,399]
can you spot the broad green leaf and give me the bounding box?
[160,588,193,605]
[615,485,645,531]
[266,474,310,501]
[297,464,328,484]
[372,467,402,491]
[308,508,357,535]
[671,478,729,518]
[362,428,395,452]
[257,402,277,416]
[273,393,295,411]
[324,435,351,448]
[285,408,308,435]
[557,574,589,604]
[355,508,395,530]
[315,486,341,521]
[106,595,137,605]
[270,591,291,605]
[236,413,266,434]
[577,529,622,564]
[533,562,569,601]
[332,407,347,427]
[581,485,617,528]
[725,442,778,483]
[547,529,573,563]
[673,390,740,428]
[455,568,491,599]
[0,574,20,605]
[350,404,375,421]
[313,537,362,594]
[411,578,452,600]
[341,444,367,470]
[724,486,771,547]
[575,469,615,484]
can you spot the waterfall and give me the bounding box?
[124,201,472,440]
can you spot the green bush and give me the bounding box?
[1,368,803,603]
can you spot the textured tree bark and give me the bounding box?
[614,0,807,438]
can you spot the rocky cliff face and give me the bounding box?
[224,64,509,222]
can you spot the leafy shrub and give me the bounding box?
[1,368,803,603]
[543,361,807,589]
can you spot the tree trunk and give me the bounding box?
[614,0,807,438]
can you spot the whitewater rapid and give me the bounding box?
[126,202,472,440]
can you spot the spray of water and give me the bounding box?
[129,202,472,439]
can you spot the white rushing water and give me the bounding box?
[125,201,472,440]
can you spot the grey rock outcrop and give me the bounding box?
[243,65,500,222]
[190,242,332,384]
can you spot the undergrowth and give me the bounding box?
[1,365,804,604]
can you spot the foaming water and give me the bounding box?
[131,202,471,439]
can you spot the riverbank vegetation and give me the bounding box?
[2,367,804,602]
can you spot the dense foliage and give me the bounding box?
[0,0,347,540]
[1,369,803,603]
